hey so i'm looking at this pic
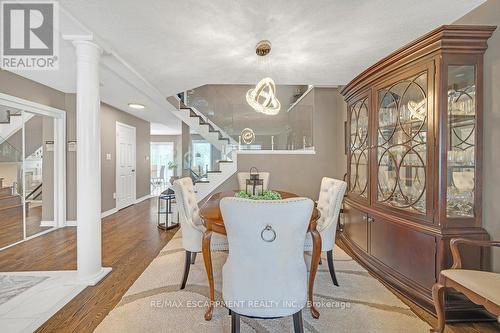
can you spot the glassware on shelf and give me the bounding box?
[376,72,428,214]
[349,98,369,198]
[446,65,476,218]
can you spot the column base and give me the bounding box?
[78,267,112,286]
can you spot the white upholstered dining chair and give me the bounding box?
[220,197,314,333]
[237,172,270,192]
[304,177,347,287]
[172,177,228,289]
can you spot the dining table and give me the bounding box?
[199,190,322,321]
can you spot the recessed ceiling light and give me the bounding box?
[128,103,145,110]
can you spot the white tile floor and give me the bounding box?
[0,271,87,333]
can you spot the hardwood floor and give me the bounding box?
[337,240,500,333]
[0,205,51,249]
[0,198,178,332]
[0,198,498,332]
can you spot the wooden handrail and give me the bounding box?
[450,238,500,269]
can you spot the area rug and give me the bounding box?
[0,275,48,306]
[96,231,430,332]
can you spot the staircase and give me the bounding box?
[0,186,22,212]
[166,95,237,202]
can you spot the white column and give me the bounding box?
[73,40,111,285]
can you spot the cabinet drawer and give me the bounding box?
[343,203,368,252]
[370,218,436,289]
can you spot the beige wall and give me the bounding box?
[64,94,77,220]
[212,87,346,200]
[0,71,153,221]
[0,70,66,109]
[455,0,500,272]
[101,103,151,212]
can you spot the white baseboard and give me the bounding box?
[78,267,112,286]
[40,220,55,227]
[101,208,118,219]
[135,193,153,204]
[66,194,153,226]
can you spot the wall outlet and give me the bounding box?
[113,192,116,199]
[106,153,112,160]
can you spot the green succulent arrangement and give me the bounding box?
[235,190,282,200]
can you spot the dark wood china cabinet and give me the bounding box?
[340,25,496,320]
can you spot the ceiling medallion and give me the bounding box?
[255,40,271,56]
[246,77,281,115]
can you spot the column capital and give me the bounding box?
[73,40,102,65]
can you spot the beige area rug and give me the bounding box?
[96,231,430,332]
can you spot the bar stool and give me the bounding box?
[157,188,179,230]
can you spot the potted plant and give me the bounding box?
[168,161,178,185]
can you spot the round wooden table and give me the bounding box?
[200,190,322,321]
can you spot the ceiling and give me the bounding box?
[9,0,485,135]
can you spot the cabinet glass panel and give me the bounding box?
[349,98,369,198]
[376,72,427,213]
[446,66,475,218]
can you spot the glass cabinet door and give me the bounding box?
[376,72,428,214]
[348,97,369,199]
[446,65,476,218]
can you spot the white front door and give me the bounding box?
[116,122,136,209]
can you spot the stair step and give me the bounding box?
[195,179,209,184]
[0,193,16,200]
[218,160,233,163]
[0,195,22,211]
[206,170,222,173]
[0,187,13,196]
[0,203,23,212]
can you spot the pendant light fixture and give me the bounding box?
[246,40,281,115]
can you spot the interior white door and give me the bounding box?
[116,122,136,209]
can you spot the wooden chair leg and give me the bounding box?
[191,252,197,265]
[180,250,191,290]
[327,250,339,286]
[293,310,304,333]
[430,282,446,333]
[231,312,240,333]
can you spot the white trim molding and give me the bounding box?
[136,193,154,203]
[101,208,118,219]
[40,220,56,227]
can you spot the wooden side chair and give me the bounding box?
[431,238,500,332]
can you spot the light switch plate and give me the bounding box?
[106,153,111,160]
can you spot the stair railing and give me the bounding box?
[26,182,42,200]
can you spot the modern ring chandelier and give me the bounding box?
[246,77,281,115]
[246,40,281,115]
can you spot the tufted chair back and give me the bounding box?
[305,177,347,252]
[237,172,270,192]
[220,197,313,318]
[172,177,204,252]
